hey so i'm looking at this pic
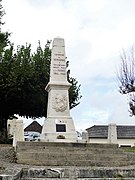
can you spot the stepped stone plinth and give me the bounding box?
[16,141,135,167]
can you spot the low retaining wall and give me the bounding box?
[21,167,135,179]
[1,167,135,179]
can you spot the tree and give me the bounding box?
[117,47,135,116]
[0,0,10,47]
[0,41,82,142]
[0,1,82,143]
[0,41,81,114]
[67,68,82,109]
[0,0,12,142]
[0,0,5,29]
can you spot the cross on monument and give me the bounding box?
[41,37,77,142]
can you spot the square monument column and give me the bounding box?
[108,123,117,144]
[41,37,77,142]
[13,118,24,148]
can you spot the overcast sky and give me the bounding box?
[2,0,135,130]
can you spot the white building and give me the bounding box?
[86,124,135,147]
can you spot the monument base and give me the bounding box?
[41,117,77,142]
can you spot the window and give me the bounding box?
[56,124,66,132]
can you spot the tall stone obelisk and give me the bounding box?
[41,37,77,142]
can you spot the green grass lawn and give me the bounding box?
[121,146,135,152]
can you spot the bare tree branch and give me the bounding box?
[117,47,135,116]
[118,48,135,94]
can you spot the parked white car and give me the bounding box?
[24,131,40,141]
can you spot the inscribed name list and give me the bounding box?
[51,41,67,82]
[53,53,66,76]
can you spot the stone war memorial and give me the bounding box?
[41,37,77,142]
[6,37,135,179]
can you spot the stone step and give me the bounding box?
[17,151,129,159]
[17,148,127,157]
[17,159,134,167]
[17,156,131,167]
[16,142,119,150]
[20,167,135,179]
[18,148,125,155]
[17,144,120,151]
[17,150,130,162]
[20,178,135,180]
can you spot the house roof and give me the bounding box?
[86,125,135,139]
[24,121,42,133]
